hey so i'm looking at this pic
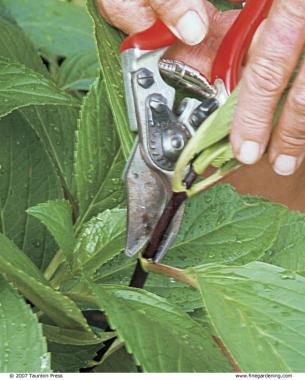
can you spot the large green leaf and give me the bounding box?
[74,76,125,225]
[74,209,126,274]
[90,284,232,372]
[0,14,46,74]
[165,185,287,267]
[27,200,75,263]
[0,112,62,269]
[57,50,99,91]
[262,212,305,272]
[87,0,134,159]
[0,57,78,120]
[0,233,95,334]
[2,0,96,58]
[19,105,79,204]
[0,276,50,372]
[187,261,305,372]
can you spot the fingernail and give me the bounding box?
[273,155,297,176]
[238,141,261,165]
[175,10,208,45]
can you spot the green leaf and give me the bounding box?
[0,57,79,120]
[27,200,75,262]
[2,0,96,58]
[57,50,99,91]
[0,233,95,334]
[90,284,232,372]
[94,254,202,312]
[74,209,126,274]
[188,261,305,372]
[165,185,287,267]
[0,14,47,75]
[19,105,79,204]
[0,276,50,372]
[0,112,62,270]
[43,324,115,346]
[94,347,138,373]
[212,0,242,11]
[48,342,102,372]
[75,76,125,225]
[145,274,202,312]
[262,211,305,272]
[87,0,134,159]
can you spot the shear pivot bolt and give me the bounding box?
[137,69,154,89]
[171,136,184,150]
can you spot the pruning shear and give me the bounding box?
[120,0,273,263]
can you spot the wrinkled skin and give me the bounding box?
[97,0,305,211]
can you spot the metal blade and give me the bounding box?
[124,144,172,257]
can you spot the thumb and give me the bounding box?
[148,0,212,46]
[165,9,240,77]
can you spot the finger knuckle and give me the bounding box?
[289,90,305,115]
[278,0,305,24]
[278,127,305,149]
[247,56,285,95]
[151,0,200,14]
[238,112,269,136]
[151,0,176,12]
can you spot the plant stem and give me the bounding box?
[44,250,63,281]
[141,259,198,289]
[129,169,196,288]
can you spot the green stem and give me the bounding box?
[141,258,198,289]
[44,250,64,281]
[187,160,241,198]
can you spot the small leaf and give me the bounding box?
[87,0,134,159]
[89,284,232,372]
[0,57,79,120]
[2,0,96,58]
[57,50,99,91]
[187,261,305,372]
[74,76,125,225]
[74,209,126,274]
[0,233,94,334]
[27,200,75,263]
[93,347,138,373]
[165,185,287,267]
[43,324,115,346]
[212,0,242,10]
[48,342,103,372]
[0,276,50,372]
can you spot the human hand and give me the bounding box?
[231,0,305,177]
[96,0,240,77]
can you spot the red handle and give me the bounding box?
[211,0,273,93]
[120,19,177,53]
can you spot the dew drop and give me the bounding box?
[32,239,41,248]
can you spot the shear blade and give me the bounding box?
[125,144,171,257]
